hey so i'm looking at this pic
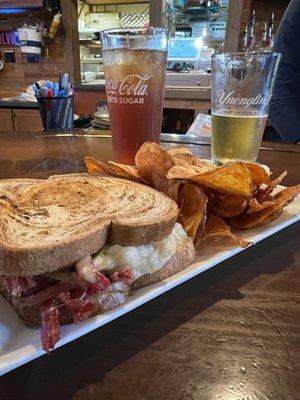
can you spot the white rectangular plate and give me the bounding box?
[0,187,299,376]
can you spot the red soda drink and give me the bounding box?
[101,28,168,164]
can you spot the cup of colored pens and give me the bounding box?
[33,73,75,131]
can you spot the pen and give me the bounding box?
[42,88,48,97]
[33,73,74,130]
[61,73,69,91]
[53,82,59,97]
[58,71,63,89]
[46,89,53,129]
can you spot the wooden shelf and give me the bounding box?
[0,9,55,20]
[86,0,148,4]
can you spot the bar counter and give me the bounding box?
[0,130,299,400]
[0,130,298,185]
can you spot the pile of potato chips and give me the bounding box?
[85,142,300,249]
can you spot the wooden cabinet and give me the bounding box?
[0,107,43,132]
[0,109,14,131]
[12,109,43,132]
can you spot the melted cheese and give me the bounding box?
[93,223,187,280]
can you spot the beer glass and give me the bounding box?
[101,27,168,164]
[211,52,281,164]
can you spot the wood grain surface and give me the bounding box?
[0,131,298,185]
[0,131,299,400]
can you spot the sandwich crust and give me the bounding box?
[0,175,178,276]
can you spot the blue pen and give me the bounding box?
[47,81,54,91]
[61,73,69,91]
[53,82,59,97]
[66,83,72,96]
[51,82,60,128]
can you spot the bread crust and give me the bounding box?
[0,175,178,276]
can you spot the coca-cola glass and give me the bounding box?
[101,27,168,164]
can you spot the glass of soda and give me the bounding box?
[211,52,281,165]
[101,27,168,164]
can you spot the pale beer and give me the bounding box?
[211,53,281,164]
[211,112,267,164]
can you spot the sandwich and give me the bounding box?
[0,175,194,352]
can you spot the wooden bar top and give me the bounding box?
[0,130,299,185]
[0,130,299,400]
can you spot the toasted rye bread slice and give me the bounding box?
[1,238,194,325]
[0,175,178,276]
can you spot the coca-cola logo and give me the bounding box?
[216,89,271,109]
[106,74,151,97]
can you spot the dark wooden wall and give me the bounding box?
[0,0,79,98]
[0,26,66,98]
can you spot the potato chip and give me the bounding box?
[84,157,145,183]
[86,143,298,249]
[161,180,181,202]
[171,153,199,167]
[135,142,180,201]
[202,214,250,248]
[168,162,252,198]
[256,171,287,203]
[107,161,147,183]
[210,193,249,218]
[135,142,174,183]
[246,197,274,214]
[167,147,193,156]
[171,153,217,173]
[178,183,208,244]
[84,157,115,176]
[243,163,270,186]
[230,184,300,229]
[167,165,208,180]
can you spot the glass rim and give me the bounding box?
[101,26,169,39]
[36,95,75,100]
[212,51,281,58]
